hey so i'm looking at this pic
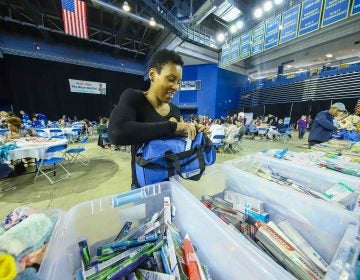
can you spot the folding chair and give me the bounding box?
[212,134,225,156]
[248,125,258,139]
[49,129,64,138]
[224,128,240,154]
[278,128,293,142]
[34,144,71,184]
[35,129,48,138]
[65,137,89,166]
[69,128,81,144]
[257,127,268,140]
[0,129,9,136]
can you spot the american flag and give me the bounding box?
[61,0,88,39]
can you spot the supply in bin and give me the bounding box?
[252,161,356,210]
[201,190,329,280]
[77,197,211,280]
[0,207,60,280]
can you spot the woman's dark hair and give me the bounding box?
[150,49,184,74]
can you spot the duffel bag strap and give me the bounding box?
[165,146,206,181]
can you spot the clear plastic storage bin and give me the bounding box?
[260,149,360,179]
[224,155,360,213]
[37,182,294,280]
[31,209,65,278]
[173,164,360,280]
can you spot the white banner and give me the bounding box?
[180,80,201,91]
[69,79,106,95]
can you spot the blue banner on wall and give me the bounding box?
[299,0,323,36]
[240,33,251,59]
[322,0,350,27]
[251,24,265,55]
[280,4,301,44]
[221,44,230,65]
[264,15,281,50]
[351,0,360,15]
[230,37,240,63]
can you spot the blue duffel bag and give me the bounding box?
[135,132,216,188]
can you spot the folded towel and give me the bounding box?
[0,213,56,260]
[3,207,38,231]
[0,254,17,280]
[19,244,48,270]
[15,268,41,280]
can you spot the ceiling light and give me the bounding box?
[230,25,237,34]
[300,68,304,71]
[216,32,225,42]
[279,24,283,30]
[122,1,130,12]
[210,43,216,48]
[149,17,156,26]
[254,8,263,18]
[325,53,333,58]
[286,64,292,68]
[236,20,244,29]
[263,1,273,12]
[274,0,284,4]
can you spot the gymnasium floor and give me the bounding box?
[0,134,309,217]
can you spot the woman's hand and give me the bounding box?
[175,122,197,140]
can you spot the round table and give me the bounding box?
[8,137,68,161]
[40,128,78,137]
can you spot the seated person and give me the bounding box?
[209,119,225,143]
[31,116,42,128]
[4,117,29,141]
[19,110,30,124]
[34,113,48,126]
[267,119,287,140]
[339,101,360,132]
[97,118,110,148]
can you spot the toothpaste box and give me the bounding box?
[224,190,264,213]
[323,182,355,202]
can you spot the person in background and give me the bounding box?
[267,114,276,126]
[203,115,211,126]
[108,49,207,189]
[34,113,48,127]
[97,118,110,148]
[297,115,308,139]
[339,100,360,132]
[0,111,9,128]
[308,103,346,147]
[31,116,42,128]
[4,117,29,141]
[19,110,30,124]
[209,119,225,144]
[267,119,286,140]
[306,115,313,129]
[62,114,67,121]
[58,119,66,128]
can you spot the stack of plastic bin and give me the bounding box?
[37,181,295,279]
[172,164,360,280]
[224,155,360,213]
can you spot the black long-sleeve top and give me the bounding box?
[108,88,180,187]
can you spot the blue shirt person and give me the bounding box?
[308,103,347,146]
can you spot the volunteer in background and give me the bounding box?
[108,49,208,189]
[308,103,347,147]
